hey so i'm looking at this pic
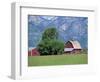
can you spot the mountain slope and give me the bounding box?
[28,15,88,48]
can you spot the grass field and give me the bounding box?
[28,54,88,66]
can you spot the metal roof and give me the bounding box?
[28,47,36,51]
[66,40,82,49]
[64,48,74,52]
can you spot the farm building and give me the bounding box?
[28,47,40,56]
[64,40,82,53]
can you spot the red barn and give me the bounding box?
[28,47,40,56]
[64,40,82,54]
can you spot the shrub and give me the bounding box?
[81,49,88,54]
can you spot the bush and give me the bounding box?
[81,49,88,54]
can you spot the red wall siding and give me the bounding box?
[65,41,73,48]
[31,48,40,56]
[28,48,40,56]
[72,49,81,53]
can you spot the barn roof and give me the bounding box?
[64,48,74,52]
[28,47,36,51]
[66,40,82,49]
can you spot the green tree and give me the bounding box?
[37,39,64,55]
[49,39,64,55]
[37,27,64,55]
[42,27,58,40]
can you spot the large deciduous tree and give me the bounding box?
[37,27,64,55]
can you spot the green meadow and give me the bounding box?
[28,54,88,66]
